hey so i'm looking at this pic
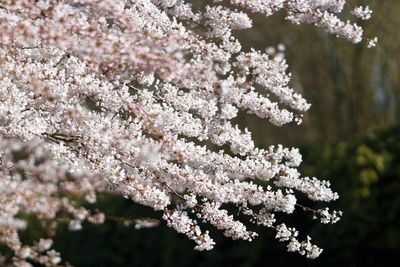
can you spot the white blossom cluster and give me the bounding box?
[0,137,104,266]
[0,0,374,265]
[275,223,322,259]
[351,5,373,20]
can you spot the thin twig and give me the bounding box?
[53,51,71,67]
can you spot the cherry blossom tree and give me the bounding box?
[0,1,375,266]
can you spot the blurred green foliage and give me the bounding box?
[299,125,400,267]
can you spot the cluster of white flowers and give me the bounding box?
[0,137,104,266]
[352,5,373,20]
[0,0,374,265]
[275,224,322,259]
[163,209,216,251]
[367,36,379,48]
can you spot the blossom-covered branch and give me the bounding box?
[0,0,374,265]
